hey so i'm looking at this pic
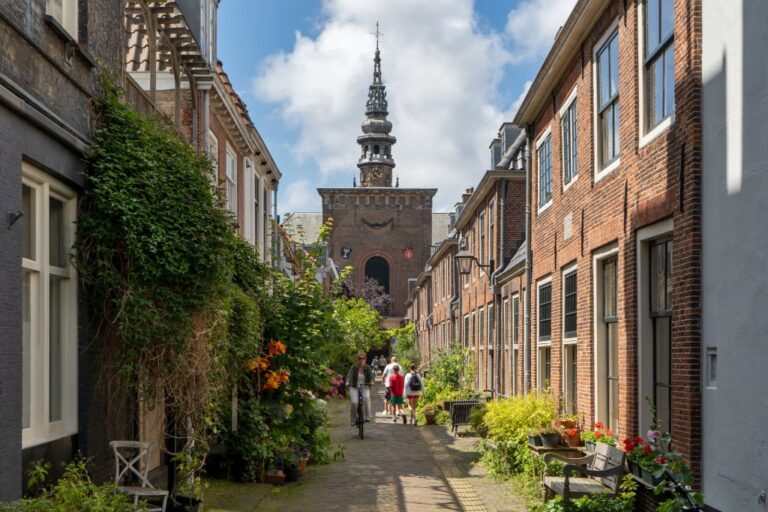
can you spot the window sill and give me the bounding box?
[639,115,674,149]
[22,426,77,450]
[562,174,578,194]
[538,340,552,347]
[44,15,97,69]
[563,337,578,345]
[594,158,621,184]
[537,200,553,215]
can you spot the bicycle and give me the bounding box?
[355,382,365,439]
[662,467,704,511]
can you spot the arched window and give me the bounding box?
[373,144,380,155]
[365,256,390,295]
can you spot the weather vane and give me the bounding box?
[372,21,382,49]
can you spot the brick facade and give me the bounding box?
[320,188,436,318]
[518,0,702,476]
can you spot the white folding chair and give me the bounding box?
[110,440,168,512]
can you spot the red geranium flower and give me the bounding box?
[656,456,667,464]
[595,422,604,429]
[643,444,652,454]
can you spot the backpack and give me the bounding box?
[410,373,422,391]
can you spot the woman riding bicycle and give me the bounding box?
[346,352,374,426]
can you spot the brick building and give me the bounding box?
[0,0,124,498]
[514,0,703,479]
[319,37,436,319]
[0,0,282,499]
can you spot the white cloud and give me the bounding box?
[505,0,577,62]
[254,0,516,211]
[279,179,320,216]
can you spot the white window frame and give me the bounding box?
[638,0,675,148]
[538,345,552,392]
[560,87,579,192]
[46,0,78,40]
[21,163,78,448]
[562,263,578,343]
[593,20,621,182]
[593,242,619,431]
[225,144,237,216]
[536,126,553,213]
[537,276,553,346]
[478,307,485,349]
[207,131,219,188]
[636,218,673,436]
[563,343,578,415]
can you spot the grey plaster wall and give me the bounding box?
[701,1,768,510]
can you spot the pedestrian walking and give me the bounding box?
[346,352,374,426]
[378,354,386,369]
[388,365,405,423]
[381,356,398,415]
[404,363,423,426]
[372,357,379,375]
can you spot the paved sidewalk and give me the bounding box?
[249,379,528,512]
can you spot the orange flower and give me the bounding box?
[595,422,604,429]
[605,429,613,437]
[263,371,281,390]
[246,357,270,372]
[267,340,287,357]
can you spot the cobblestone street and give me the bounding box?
[243,379,527,512]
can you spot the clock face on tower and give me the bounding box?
[368,166,383,181]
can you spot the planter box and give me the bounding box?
[528,434,542,446]
[641,467,664,486]
[265,472,286,485]
[584,441,596,453]
[541,432,560,448]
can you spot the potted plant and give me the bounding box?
[528,431,543,446]
[563,427,582,447]
[422,403,438,425]
[580,422,616,452]
[553,412,581,430]
[297,446,310,477]
[539,426,561,448]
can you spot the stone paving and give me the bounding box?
[206,378,528,511]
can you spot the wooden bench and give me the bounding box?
[447,399,482,436]
[542,442,625,512]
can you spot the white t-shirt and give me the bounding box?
[404,372,422,396]
[382,363,398,387]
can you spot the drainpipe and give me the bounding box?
[490,179,508,398]
[523,127,533,395]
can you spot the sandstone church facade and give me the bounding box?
[318,36,436,319]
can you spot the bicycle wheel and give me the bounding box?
[357,401,364,439]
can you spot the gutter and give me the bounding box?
[490,179,508,397]
[523,126,533,395]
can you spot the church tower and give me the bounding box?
[318,24,436,320]
[357,24,396,187]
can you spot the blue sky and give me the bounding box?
[217,0,576,214]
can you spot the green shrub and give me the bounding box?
[469,402,488,437]
[480,393,557,477]
[529,475,637,512]
[0,458,138,511]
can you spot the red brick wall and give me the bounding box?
[523,0,701,476]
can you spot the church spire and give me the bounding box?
[357,22,396,187]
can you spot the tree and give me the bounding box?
[338,275,394,316]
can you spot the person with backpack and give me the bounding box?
[404,363,423,426]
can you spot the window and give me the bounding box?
[562,98,578,187]
[479,308,485,347]
[512,295,520,347]
[564,345,578,414]
[479,213,486,265]
[253,171,260,246]
[46,0,77,39]
[601,257,619,431]
[207,131,219,186]
[464,315,470,347]
[538,135,552,208]
[539,346,551,391]
[649,238,672,433]
[22,164,78,447]
[538,281,552,343]
[471,312,476,347]
[489,201,495,259]
[263,186,269,257]
[643,0,675,131]
[225,146,237,216]
[597,29,620,169]
[488,304,495,349]
[564,270,577,339]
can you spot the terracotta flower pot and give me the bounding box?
[564,430,581,447]
[425,413,436,425]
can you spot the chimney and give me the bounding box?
[461,187,474,203]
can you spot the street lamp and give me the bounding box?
[455,248,494,276]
